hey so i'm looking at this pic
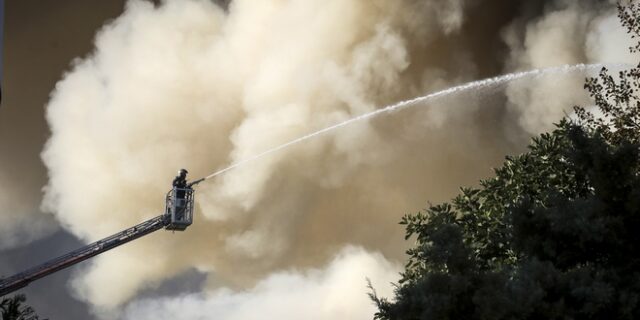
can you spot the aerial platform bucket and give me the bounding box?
[165,187,194,231]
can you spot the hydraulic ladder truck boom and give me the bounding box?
[0,186,195,296]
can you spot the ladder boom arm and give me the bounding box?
[0,214,168,296]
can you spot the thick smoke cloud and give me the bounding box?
[0,1,127,250]
[0,184,52,250]
[121,247,399,320]
[503,0,638,135]
[36,0,636,318]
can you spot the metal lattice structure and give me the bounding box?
[165,187,194,231]
[0,186,196,297]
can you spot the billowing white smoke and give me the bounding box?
[39,0,635,318]
[121,247,399,320]
[0,181,55,250]
[503,0,638,135]
[0,1,133,254]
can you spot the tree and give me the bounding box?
[371,3,640,319]
[0,294,44,320]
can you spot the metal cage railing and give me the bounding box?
[165,187,194,231]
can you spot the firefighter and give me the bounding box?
[173,168,189,190]
[172,168,190,220]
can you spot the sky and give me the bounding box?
[0,0,637,319]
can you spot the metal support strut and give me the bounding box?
[0,214,168,296]
[0,180,200,297]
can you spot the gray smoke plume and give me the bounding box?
[0,0,128,250]
[121,246,400,320]
[502,0,636,135]
[30,0,638,318]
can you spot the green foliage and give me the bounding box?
[577,3,640,146]
[619,2,640,54]
[371,3,640,320]
[0,294,44,320]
